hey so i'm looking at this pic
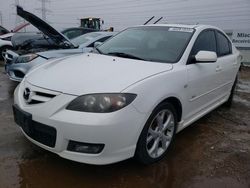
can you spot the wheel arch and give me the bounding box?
[0,45,13,50]
[134,96,182,164]
[159,96,183,123]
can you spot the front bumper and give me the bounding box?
[5,63,27,82]
[14,81,147,165]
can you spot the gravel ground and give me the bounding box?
[0,61,249,188]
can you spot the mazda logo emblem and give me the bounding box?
[23,88,33,103]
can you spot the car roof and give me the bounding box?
[90,31,116,36]
[144,24,197,28]
[62,27,97,32]
[139,23,217,30]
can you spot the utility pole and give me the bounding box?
[36,0,51,21]
[0,11,2,25]
[15,0,21,26]
[42,0,46,20]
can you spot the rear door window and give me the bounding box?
[216,31,232,57]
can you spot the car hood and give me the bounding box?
[36,47,92,59]
[11,33,62,54]
[26,53,173,95]
[17,6,75,48]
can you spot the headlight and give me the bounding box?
[17,54,38,63]
[66,93,137,113]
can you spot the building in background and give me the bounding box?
[226,29,250,66]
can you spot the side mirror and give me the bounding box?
[195,51,217,63]
[94,42,103,48]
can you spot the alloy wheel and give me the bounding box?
[146,109,175,158]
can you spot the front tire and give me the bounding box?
[135,102,177,164]
[0,46,13,60]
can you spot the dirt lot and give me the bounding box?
[0,60,249,188]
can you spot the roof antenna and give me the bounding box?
[154,17,163,24]
[144,16,155,25]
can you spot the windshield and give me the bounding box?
[98,26,194,63]
[71,32,102,46]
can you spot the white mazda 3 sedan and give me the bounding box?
[13,24,241,165]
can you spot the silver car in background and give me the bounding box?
[5,31,114,82]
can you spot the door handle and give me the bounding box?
[216,66,222,72]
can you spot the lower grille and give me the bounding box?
[14,70,25,78]
[28,121,57,147]
[13,104,57,147]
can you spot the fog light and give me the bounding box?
[67,141,104,154]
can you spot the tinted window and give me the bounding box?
[63,30,83,39]
[71,32,102,46]
[97,36,111,43]
[191,30,216,56]
[88,36,111,47]
[216,31,231,56]
[98,27,194,63]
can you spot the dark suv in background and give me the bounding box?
[0,26,9,36]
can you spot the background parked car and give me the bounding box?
[8,6,99,56]
[0,23,30,60]
[11,27,98,55]
[62,27,97,39]
[5,31,115,81]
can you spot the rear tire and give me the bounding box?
[224,76,238,107]
[135,102,177,165]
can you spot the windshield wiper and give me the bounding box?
[106,52,145,61]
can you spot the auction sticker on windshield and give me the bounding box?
[168,27,194,33]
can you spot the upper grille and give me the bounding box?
[23,87,58,105]
[14,70,25,78]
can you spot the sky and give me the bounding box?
[0,0,250,32]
